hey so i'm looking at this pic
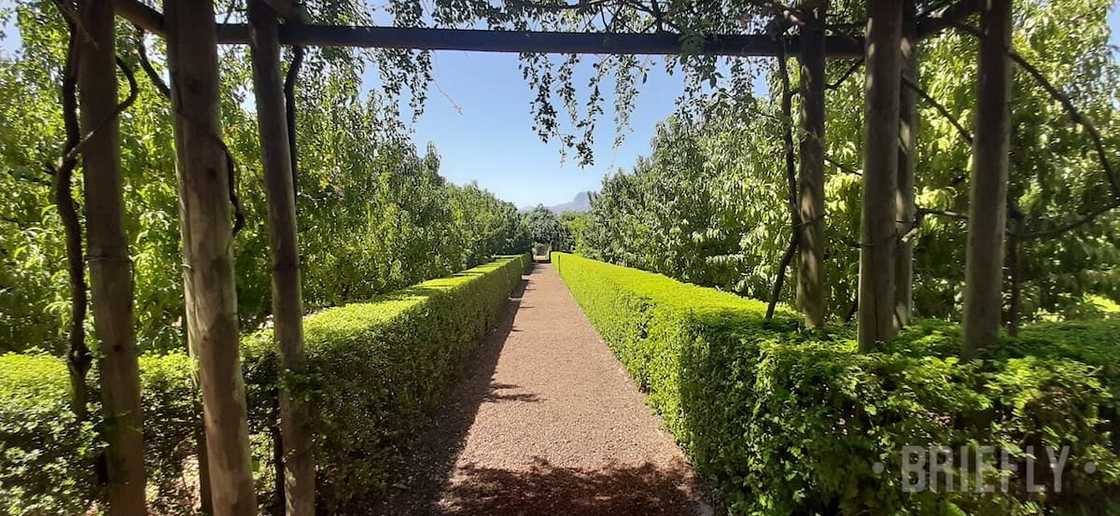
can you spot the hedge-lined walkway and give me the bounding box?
[380,263,709,515]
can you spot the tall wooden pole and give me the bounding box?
[895,0,918,327]
[858,0,902,351]
[962,0,1012,359]
[164,0,258,513]
[797,0,828,329]
[248,1,316,513]
[77,1,147,513]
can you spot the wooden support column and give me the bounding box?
[247,1,315,514]
[77,1,147,513]
[962,0,1012,359]
[858,0,902,351]
[797,0,827,329]
[163,0,258,513]
[895,0,918,327]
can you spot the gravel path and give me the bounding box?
[379,263,709,515]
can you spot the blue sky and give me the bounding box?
[381,53,687,208]
[2,1,1119,208]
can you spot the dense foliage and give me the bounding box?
[520,205,573,249]
[0,254,529,513]
[570,0,1120,325]
[554,252,1120,515]
[0,353,102,514]
[0,4,526,354]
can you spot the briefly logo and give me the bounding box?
[867,445,1095,493]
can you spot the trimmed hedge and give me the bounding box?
[0,253,528,514]
[0,352,200,515]
[243,252,528,511]
[0,354,100,515]
[553,252,1120,515]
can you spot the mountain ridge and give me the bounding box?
[543,191,593,214]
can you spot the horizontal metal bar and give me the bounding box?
[213,24,864,58]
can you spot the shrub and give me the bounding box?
[553,252,1120,515]
[0,353,101,515]
[242,253,528,511]
[0,254,529,514]
[0,351,218,515]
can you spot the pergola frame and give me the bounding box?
[114,0,968,54]
[79,1,995,514]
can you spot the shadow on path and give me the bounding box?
[374,263,706,515]
[375,266,536,515]
[440,457,699,515]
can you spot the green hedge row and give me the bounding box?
[553,252,1120,515]
[0,253,529,514]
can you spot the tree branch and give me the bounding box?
[283,45,304,201]
[915,0,979,40]
[951,21,1119,199]
[1018,200,1120,240]
[946,21,1120,239]
[767,30,799,322]
[135,26,171,98]
[826,57,863,90]
[901,75,972,144]
[825,155,860,176]
[62,57,139,167]
[50,10,91,422]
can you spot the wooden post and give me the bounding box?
[962,0,1012,359]
[895,0,918,327]
[77,1,147,513]
[858,0,902,351]
[164,0,258,513]
[248,1,316,514]
[797,0,827,329]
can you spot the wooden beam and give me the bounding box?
[164,0,258,513]
[112,0,163,36]
[247,0,315,513]
[796,0,827,329]
[858,0,902,352]
[214,23,865,57]
[116,4,987,58]
[895,0,919,327]
[962,0,1012,358]
[78,0,147,513]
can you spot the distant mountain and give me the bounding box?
[546,191,594,214]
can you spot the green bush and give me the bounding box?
[0,353,101,515]
[0,254,528,514]
[553,252,1120,515]
[242,253,528,511]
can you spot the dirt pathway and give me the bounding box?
[379,263,709,515]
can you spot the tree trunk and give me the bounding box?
[895,0,918,328]
[196,417,215,515]
[797,0,827,329]
[248,1,316,514]
[164,0,258,513]
[1006,201,1022,337]
[77,1,147,513]
[858,0,903,352]
[962,0,1012,359]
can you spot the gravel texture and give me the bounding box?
[378,263,709,515]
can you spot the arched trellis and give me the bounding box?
[68,0,1036,514]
